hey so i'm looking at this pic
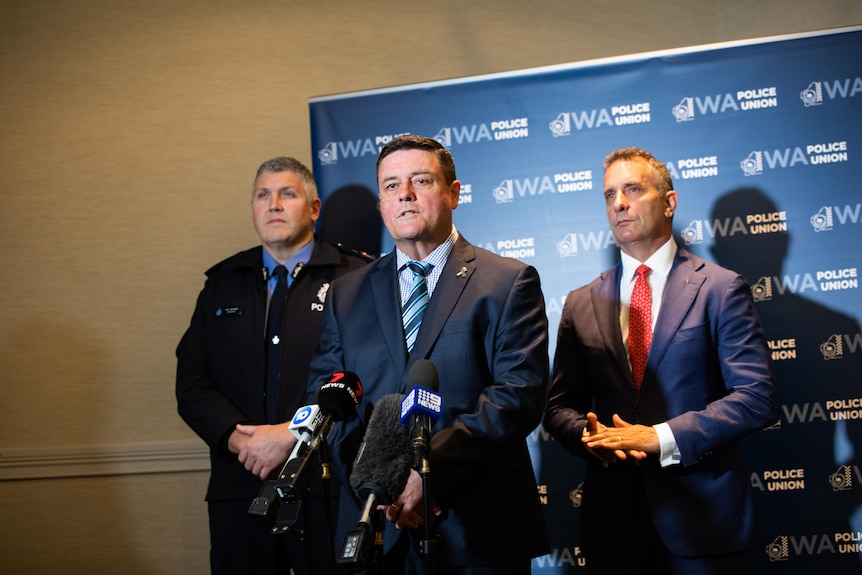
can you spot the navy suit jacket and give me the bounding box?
[545,247,779,557]
[307,235,550,567]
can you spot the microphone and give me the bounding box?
[282,371,363,490]
[400,359,443,465]
[249,372,363,529]
[289,403,326,444]
[337,393,413,570]
[278,403,324,464]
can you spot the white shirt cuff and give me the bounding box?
[654,422,681,467]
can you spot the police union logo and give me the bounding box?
[492,180,514,204]
[766,536,789,562]
[820,334,844,360]
[810,206,833,232]
[830,465,854,491]
[434,118,528,147]
[318,142,338,165]
[680,220,704,246]
[751,277,773,302]
[672,97,695,122]
[556,233,578,257]
[549,112,571,137]
[800,81,823,107]
[434,128,452,147]
[741,151,764,176]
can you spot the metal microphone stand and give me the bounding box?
[372,506,386,575]
[418,453,436,575]
[319,436,336,575]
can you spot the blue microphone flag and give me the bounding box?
[399,385,442,425]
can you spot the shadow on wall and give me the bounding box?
[318,185,382,258]
[707,187,862,572]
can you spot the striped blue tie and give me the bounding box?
[402,261,432,353]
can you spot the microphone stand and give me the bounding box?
[319,435,336,575]
[418,453,435,575]
[299,490,312,574]
[372,506,386,575]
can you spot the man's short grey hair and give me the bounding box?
[603,147,674,195]
[253,156,318,202]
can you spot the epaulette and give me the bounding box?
[336,243,377,263]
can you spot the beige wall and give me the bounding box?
[1,1,859,573]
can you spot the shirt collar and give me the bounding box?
[620,237,677,283]
[395,227,459,271]
[262,238,315,281]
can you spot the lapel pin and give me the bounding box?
[457,266,468,278]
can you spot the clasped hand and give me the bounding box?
[231,422,297,480]
[581,412,656,465]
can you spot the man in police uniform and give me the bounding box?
[176,157,371,575]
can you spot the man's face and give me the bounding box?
[603,157,677,260]
[377,149,460,249]
[251,170,320,253]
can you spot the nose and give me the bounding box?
[612,192,628,212]
[268,194,283,211]
[398,180,416,201]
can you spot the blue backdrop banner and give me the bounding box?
[309,26,862,573]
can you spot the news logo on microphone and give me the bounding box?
[320,371,363,415]
[289,404,325,442]
[399,386,443,425]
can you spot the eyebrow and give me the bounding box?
[606,179,641,189]
[257,185,297,191]
[380,170,434,183]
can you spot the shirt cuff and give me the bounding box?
[654,422,681,467]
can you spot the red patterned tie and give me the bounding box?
[629,264,652,389]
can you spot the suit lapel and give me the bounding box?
[592,265,632,385]
[369,254,408,378]
[644,249,706,389]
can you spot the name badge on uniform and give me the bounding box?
[215,306,244,318]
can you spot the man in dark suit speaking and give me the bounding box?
[307,134,550,574]
[544,147,779,575]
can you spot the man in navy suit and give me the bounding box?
[544,147,779,574]
[307,134,550,574]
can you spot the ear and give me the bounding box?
[449,180,461,209]
[310,197,322,221]
[664,190,678,218]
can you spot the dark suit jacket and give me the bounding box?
[544,247,779,557]
[307,235,550,567]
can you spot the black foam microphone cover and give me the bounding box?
[349,393,412,506]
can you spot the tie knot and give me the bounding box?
[407,261,432,277]
[636,264,651,279]
[272,265,288,281]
